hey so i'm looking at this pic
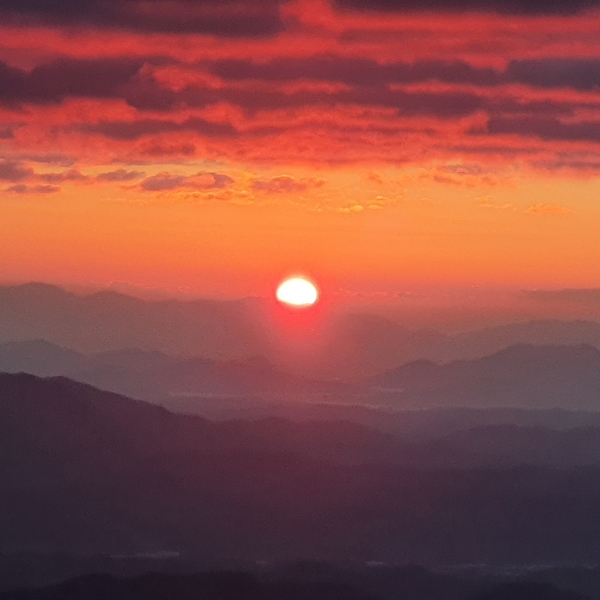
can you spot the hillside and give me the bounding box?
[370,344,600,409]
[4,373,600,565]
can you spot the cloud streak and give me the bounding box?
[97,169,145,182]
[6,183,60,194]
[0,0,288,36]
[139,172,234,192]
[335,0,600,14]
[252,175,324,193]
[0,58,144,107]
[0,160,33,182]
[210,56,600,93]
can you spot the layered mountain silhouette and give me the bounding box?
[370,343,600,409]
[0,283,271,360]
[0,339,332,403]
[4,283,600,595]
[5,373,600,565]
[5,283,600,378]
[2,338,600,411]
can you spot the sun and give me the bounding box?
[276,276,319,307]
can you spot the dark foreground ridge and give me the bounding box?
[0,572,371,600]
[0,569,591,600]
[5,372,600,567]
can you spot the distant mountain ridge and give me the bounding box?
[4,283,600,379]
[3,339,600,410]
[369,343,600,409]
[0,282,271,360]
[0,339,338,403]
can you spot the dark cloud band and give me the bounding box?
[210,56,600,92]
[484,116,600,142]
[335,0,600,15]
[0,58,144,106]
[2,55,599,114]
[0,0,286,36]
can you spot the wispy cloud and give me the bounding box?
[6,184,60,194]
[525,203,571,215]
[97,169,145,182]
[139,171,234,192]
[251,175,324,193]
[0,160,33,182]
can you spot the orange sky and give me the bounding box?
[1,0,600,300]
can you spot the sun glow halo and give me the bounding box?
[276,277,319,307]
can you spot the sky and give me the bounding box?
[1,0,600,302]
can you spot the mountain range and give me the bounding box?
[5,283,600,378]
[369,343,600,409]
[5,283,600,579]
[2,338,600,412]
[5,372,600,566]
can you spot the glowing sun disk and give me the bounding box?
[276,277,319,307]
